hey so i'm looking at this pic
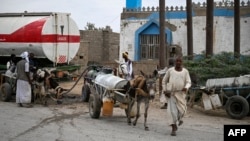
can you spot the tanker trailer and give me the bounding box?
[0,12,80,65]
[89,73,130,118]
[82,65,130,118]
[205,75,250,119]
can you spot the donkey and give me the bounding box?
[33,69,67,104]
[118,66,156,130]
[32,69,48,105]
[126,74,156,131]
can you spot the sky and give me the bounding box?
[0,0,247,33]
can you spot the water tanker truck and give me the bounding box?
[0,12,80,65]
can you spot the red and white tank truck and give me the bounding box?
[0,12,80,101]
[0,12,80,65]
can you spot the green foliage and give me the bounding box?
[84,22,112,31]
[183,52,250,85]
[84,22,98,30]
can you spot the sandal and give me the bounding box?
[171,124,177,136]
[18,103,23,107]
[179,120,183,126]
[23,104,33,108]
[171,131,176,136]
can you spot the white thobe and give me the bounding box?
[162,67,191,125]
[16,62,31,104]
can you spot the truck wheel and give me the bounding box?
[0,83,12,102]
[82,85,90,102]
[225,95,249,119]
[89,94,102,119]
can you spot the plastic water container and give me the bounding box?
[102,97,114,116]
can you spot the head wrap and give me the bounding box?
[122,52,128,58]
[20,51,29,62]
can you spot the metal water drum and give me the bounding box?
[94,74,128,90]
[206,75,250,97]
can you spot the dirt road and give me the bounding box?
[0,79,249,141]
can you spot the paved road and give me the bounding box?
[1,97,249,141]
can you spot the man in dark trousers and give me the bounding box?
[29,52,39,103]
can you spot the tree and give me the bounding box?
[84,22,97,30]
[84,22,113,31]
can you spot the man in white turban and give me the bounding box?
[122,52,134,81]
[16,51,33,108]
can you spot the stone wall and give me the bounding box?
[70,28,120,72]
[70,29,161,75]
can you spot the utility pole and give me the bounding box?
[159,0,166,69]
[186,0,193,60]
[206,0,214,57]
[234,0,240,58]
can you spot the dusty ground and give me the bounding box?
[58,78,250,125]
[1,78,249,141]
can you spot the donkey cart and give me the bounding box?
[82,64,156,130]
[0,69,67,105]
[0,73,16,102]
[189,74,250,119]
[82,65,132,119]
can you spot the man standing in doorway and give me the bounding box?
[16,51,33,108]
[162,56,191,136]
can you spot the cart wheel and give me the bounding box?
[82,85,90,102]
[89,94,102,119]
[0,83,12,102]
[225,95,249,119]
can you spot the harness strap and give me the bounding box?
[55,86,61,91]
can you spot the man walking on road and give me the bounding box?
[162,56,191,136]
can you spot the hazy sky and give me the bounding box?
[1,0,246,32]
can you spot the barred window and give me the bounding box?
[140,34,160,60]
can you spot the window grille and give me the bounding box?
[140,34,160,60]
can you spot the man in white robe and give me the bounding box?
[162,56,191,136]
[122,52,134,81]
[16,51,33,108]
